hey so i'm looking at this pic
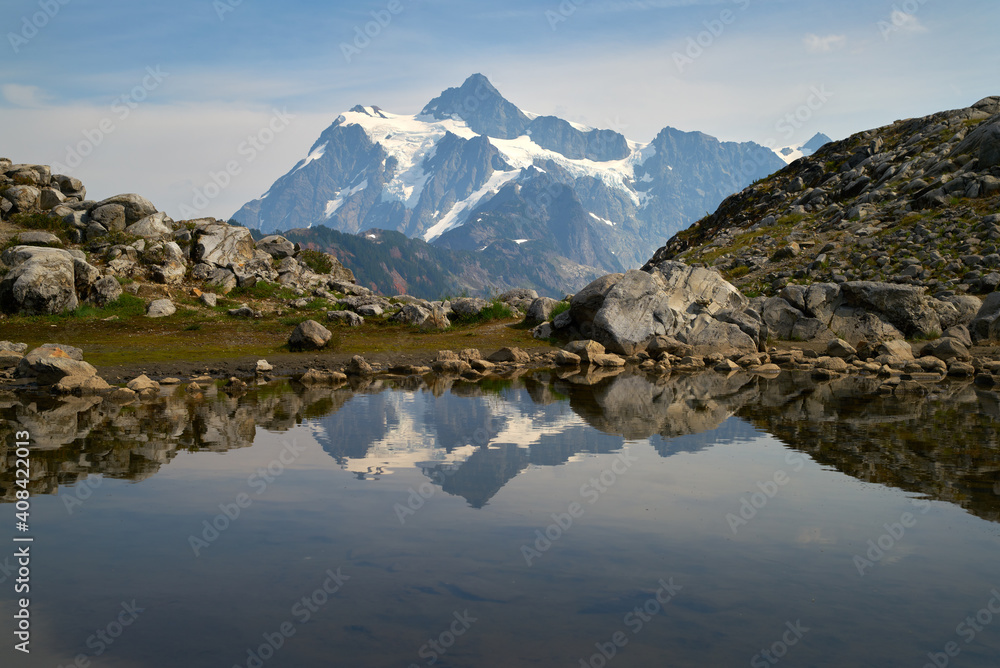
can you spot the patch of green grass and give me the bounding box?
[723,266,751,281]
[18,293,149,323]
[100,294,148,318]
[694,222,795,265]
[1,234,22,253]
[184,323,203,331]
[776,213,807,226]
[300,298,331,312]
[9,211,62,232]
[229,281,298,301]
[550,301,571,319]
[911,330,941,342]
[451,297,513,325]
[297,249,333,275]
[102,229,140,247]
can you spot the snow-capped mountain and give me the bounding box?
[232,74,785,275]
[774,132,833,165]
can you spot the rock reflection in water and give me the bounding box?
[739,373,1000,523]
[1,371,998,523]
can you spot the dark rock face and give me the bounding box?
[526,116,629,162]
[952,112,1000,168]
[420,73,532,140]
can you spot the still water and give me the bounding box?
[1,370,998,667]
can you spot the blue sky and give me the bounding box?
[2,0,998,220]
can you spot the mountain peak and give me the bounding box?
[802,132,833,152]
[420,74,531,140]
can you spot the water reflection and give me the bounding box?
[1,370,1000,667]
[2,370,998,523]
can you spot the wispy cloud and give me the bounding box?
[803,33,847,53]
[2,84,48,108]
[888,10,928,34]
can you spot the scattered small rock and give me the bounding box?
[146,299,176,318]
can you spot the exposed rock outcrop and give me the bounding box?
[552,262,759,355]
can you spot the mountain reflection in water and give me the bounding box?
[2,370,998,522]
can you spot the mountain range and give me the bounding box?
[232,74,810,297]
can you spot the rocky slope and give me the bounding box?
[648,96,1000,299]
[279,225,604,299]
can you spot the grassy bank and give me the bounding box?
[0,304,541,369]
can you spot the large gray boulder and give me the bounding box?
[288,320,332,351]
[803,283,841,323]
[920,337,972,362]
[945,295,986,327]
[759,281,959,345]
[525,297,559,325]
[257,235,296,259]
[566,263,758,354]
[232,251,279,286]
[193,223,255,268]
[72,258,101,298]
[39,187,67,210]
[53,174,85,199]
[0,246,78,314]
[570,273,623,325]
[205,267,238,294]
[839,281,941,339]
[390,303,450,330]
[95,194,156,225]
[952,115,1000,168]
[685,314,757,355]
[648,260,749,316]
[146,299,176,318]
[148,241,188,285]
[90,276,122,306]
[326,310,364,327]
[126,211,174,238]
[499,288,538,311]
[18,230,62,247]
[828,306,905,345]
[16,345,95,384]
[89,203,126,232]
[591,270,674,354]
[970,292,1000,342]
[1,185,41,212]
[715,309,767,351]
[450,297,488,318]
[762,297,805,340]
